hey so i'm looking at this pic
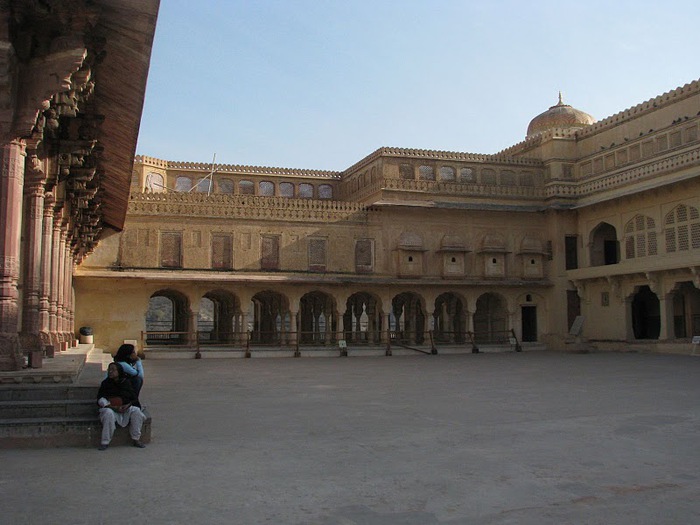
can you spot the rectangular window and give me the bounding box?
[160,232,182,268]
[565,236,578,270]
[308,238,327,272]
[211,234,232,270]
[355,239,374,273]
[260,235,280,270]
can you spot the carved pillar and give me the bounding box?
[55,227,67,343]
[39,192,55,350]
[48,210,63,345]
[0,140,27,370]
[19,160,47,352]
[62,245,73,341]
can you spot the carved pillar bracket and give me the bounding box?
[645,272,661,295]
[606,276,621,299]
[570,279,587,303]
[690,267,700,289]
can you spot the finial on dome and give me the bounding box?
[558,91,563,105]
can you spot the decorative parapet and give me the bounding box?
[135,155,341,179]
[128,192,369,222]
[576,78,700,140]
[343,146,541,176]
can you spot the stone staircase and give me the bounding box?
[0,346,151,448]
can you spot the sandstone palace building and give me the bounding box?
[74,79,700,356]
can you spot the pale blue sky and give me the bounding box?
[136,0,700,171]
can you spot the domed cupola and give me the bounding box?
[526,93,595,139]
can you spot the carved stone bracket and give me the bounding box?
[645,271,661,295]
[606,276,621,299]
[570,279,586,302]
[690,266,700,289]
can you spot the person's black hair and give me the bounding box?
[114,343,135,363]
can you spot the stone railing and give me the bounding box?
[129,192,369,222]
[544,145,700,200]
[382,178,545,199]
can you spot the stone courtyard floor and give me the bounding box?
[2,351,700,524]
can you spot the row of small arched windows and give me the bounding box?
[145,173,334,199]
[401,164,535,186]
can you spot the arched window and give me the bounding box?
[299,183,313,199]
[175,177,192,192]
[590,222,619,266]
[146,172,165,192]
[459,167,474,182]
[481,169,497,185]
[439,166,455,181]
[239,180,254,195]
[418,165,435,181]
[259,181,274,196]
[400,164,414,180]
[665,204,700,253]
[318,184,333,199]
[624,215,657,259]
[194,177,212,193]
[218,178,234,194]
[279,182,294,198]
[519,172,534,187]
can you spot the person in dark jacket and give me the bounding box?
[113,343,144,396]
[97,362,146,450]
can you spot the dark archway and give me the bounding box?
[145,289,190,344]
[473,293,507,344]
[433,293,466,343]
[198,289,241,344]
[300,291,336,344]
[392,292,426,344]
[590,222,619,266]
[343,292,382,344]
[631,285,660,340]
[251,291,290,344]
[671,282,700,339]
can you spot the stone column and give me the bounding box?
[48,211,63,347]
[658,293,673,341]
[62,246,73,342]
[19,166,46,352]
[39,193,55,351]
[55,227,67,343]
[288,310,298,346]
[0,140,27,370]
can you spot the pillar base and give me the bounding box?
[0,333,22,371]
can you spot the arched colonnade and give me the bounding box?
[144,287,545,347]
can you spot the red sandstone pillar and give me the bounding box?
[56,228,67,342]
[0,140,27,370]
[19,167,46,352]
[48,211,62,346]
[39,193,55,350]
[63,246,73,341]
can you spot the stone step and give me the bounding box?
[0,399,97,419]
[0,410,152,449]
[0,385,95,402]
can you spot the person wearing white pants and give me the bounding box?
[97,362,147,450]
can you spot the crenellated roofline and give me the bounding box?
[499,78,700,156]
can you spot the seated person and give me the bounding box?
[97,362,146,450]
[113,343,144,396]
